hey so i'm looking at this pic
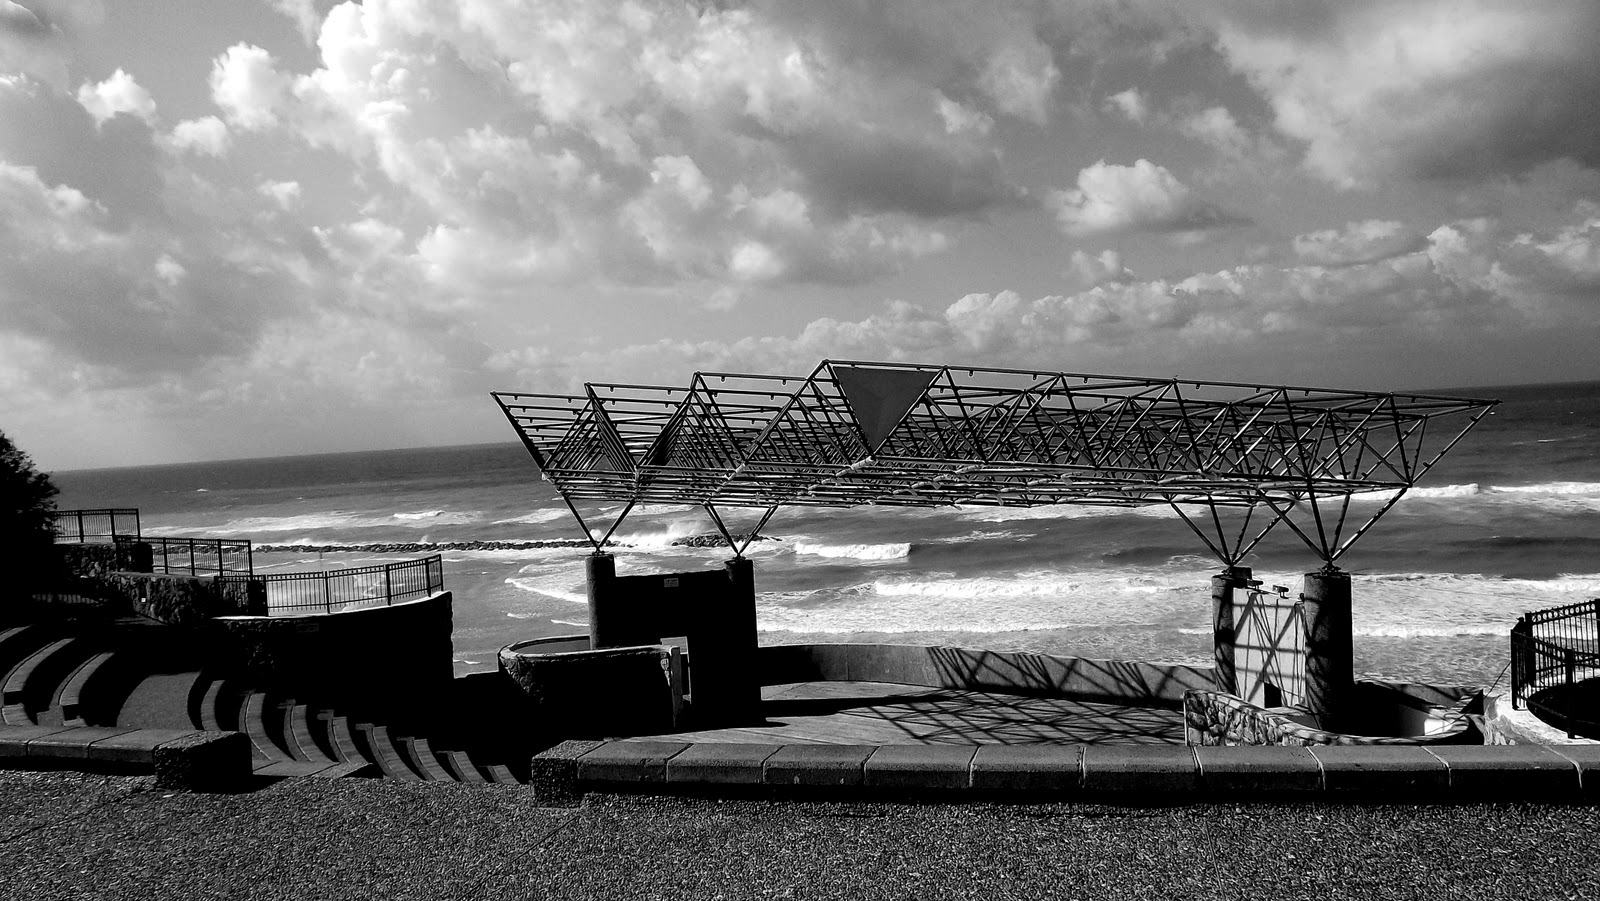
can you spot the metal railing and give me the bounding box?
[1511,599,1600,737]
[134,536,255,577]
[223,555,444,615]
[51,509,141,543]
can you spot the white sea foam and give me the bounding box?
[492,508,571,526]
[504,569,588,605]
[793,541,911,561]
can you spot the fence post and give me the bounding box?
[76,510,85,542]
[1566,647,1578,686]
[324,572,332,614]
[385,566,393,606]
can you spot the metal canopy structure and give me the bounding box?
[492,360,1496,566]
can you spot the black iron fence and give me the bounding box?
[223,555,444,615]
[133,536,255,577]
[1511,599,1600,716]
[51,509,141,543]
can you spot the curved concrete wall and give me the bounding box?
[758,643,1214,708]
[499,637,681,737]
[211,591,454,716]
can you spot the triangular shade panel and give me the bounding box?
[832,365,940,454]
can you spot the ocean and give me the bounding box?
[48,380,1600,689]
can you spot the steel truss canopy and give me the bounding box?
[492,361,1496,566]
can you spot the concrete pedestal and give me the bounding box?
[1211,566,1252,695]
[1301,569,1354,732]
[584,552,761,727]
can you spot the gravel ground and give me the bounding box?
[0,769,1596,901]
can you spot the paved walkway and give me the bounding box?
[639,681,1186,746]
[1,769,1597,900]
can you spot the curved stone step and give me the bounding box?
[0,626,51,674]
[358,724,424,782]
[57,651,117,726]
[114,669,207,731]
[482,763,521,784]
[441,749,488,783]
[397,736,453,781]
[3,637,94,724]
[323,713,363,764]
[241,691,292,763]
[285,704,339,764]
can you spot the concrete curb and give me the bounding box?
[537,739,1600,805]
[0,724,251,792]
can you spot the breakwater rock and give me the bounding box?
[669,533,780,548]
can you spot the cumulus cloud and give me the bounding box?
[161,115,230,156]
[1048,159,1244,237]
[75,68,155,127]
[269,0,321,44]
[1292,220,1424,266]
[209,43,289,130]
[1102,88,1148,124]
[1211,0,1600,185]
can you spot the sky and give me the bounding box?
[2,0,1598,471]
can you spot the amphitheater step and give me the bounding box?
[283,704,339,764]
[397,736,453,781]
[358,724,424,782]
[240,691,292,763]
[3,637,95,724]
[0,626,52,675]
[57,651,118,727]
[322,712,363,764]
[482,763,521,784]
[441,749,487,783]
[115,670,207,731]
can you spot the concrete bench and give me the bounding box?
[0,724,251,792]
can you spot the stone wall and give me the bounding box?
[209,591,454,719]
[54,541,152,579]
[108,572,267,624]
[759,643,1214,708]
[1184,682,1483,746]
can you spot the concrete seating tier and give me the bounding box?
[530,738,1600,805]
[0,618,533,786]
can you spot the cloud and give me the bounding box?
[1048,159,1245,237]
[75,68,155,127]
[161,115,230,156]
[209,43,290,130]
[1292,220,1424,266]
[269,0,321,44]
[1103,87,1148,124]
[1211,0,1600,185]
[0,0,79,88]
[517,206,1600,389]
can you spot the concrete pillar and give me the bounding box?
[585,552,618,649]
[1211,566,1251,695]
[687,557,762,726]
[1301,568,1353,732]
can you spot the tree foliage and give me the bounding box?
[1,429,59,571]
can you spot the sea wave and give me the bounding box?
[793,541,911,561]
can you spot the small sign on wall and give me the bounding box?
[663,577,679,588]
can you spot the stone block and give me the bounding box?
[1081,745,1201,795]
[0,725,74,760]
[576,740,689,784]
[863,744,976,790]
[763,744,874,787]
[27,726,137,760]
[666,742,780,785]
[152,730,251,793]
[87,729,197,765]
[1427,745,1579,798]
[529,739,604,806]
[1543,745,1600,798]
[1308,745,1448,796]
[1195,746,1323,794]
[969,745,1083,793]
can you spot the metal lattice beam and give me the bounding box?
[492,360,1496,563]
